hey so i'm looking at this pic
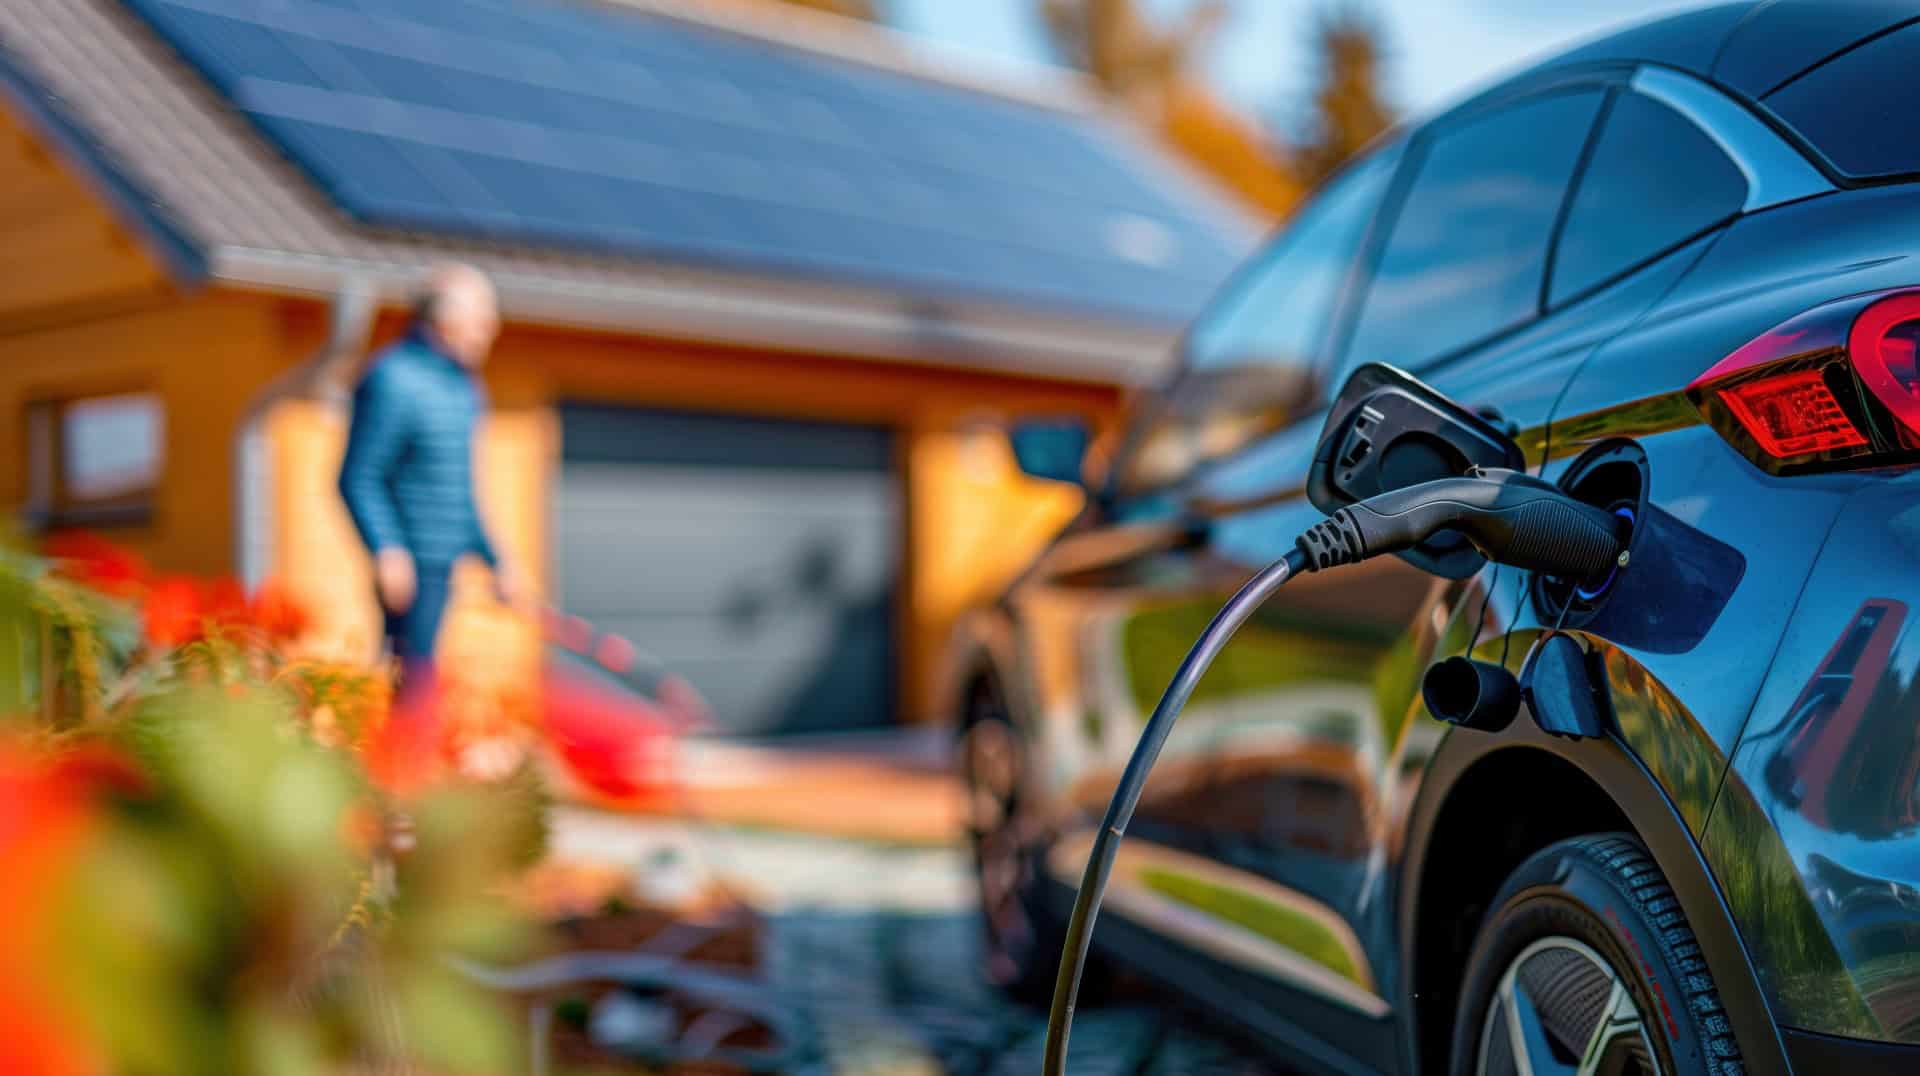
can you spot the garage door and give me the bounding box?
[555,404,899,736]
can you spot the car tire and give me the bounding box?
[1449,833,1745,1076]
[958,675,1083,1006]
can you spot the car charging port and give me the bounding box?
[1532,439,1648,627]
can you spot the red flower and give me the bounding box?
[46,744,149,801]
[199,578,248,628]
[142,577,202,649]
[43,530,147,598]
[248,579,308,641]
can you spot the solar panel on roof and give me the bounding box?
[118,0,1245,324]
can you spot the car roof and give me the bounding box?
[1541,1,1919,100]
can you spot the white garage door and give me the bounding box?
[555,404,899,736]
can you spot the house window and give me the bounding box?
[25,392,165,526]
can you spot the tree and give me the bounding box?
[1041,0,1301,218]
[775,0,877,18]
[1292,2,1395,188]
[1040,0,1223,111]
[719,0,878,20]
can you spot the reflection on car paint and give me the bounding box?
[1712,475,1920,1043]
[1045,832,1390,1018]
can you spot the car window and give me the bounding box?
[1764,21,1920,181]
[1343,90,1605,372]
[1113,147,1400,496]
[1549,91,1746,306]
[1185,148,1400,375]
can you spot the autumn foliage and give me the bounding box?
[1043,0,1398,221]
[1,532,696,1073]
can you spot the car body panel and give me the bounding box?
[1711,1,1920,100]
[1710,472,1920,1043]
[1550,3,1756,79]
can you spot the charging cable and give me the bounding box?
[1042,467,1625,1074]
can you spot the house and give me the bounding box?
[0,0,1252,732]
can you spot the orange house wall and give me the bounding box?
[0,291,287,576]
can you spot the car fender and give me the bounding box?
[1399,712,1794,1075]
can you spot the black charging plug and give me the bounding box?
[1295,467,1626,579]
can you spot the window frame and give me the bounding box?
[1541,85,1750,311]
[23,389,166,529]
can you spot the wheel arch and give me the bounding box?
[1398,725,1793,1076]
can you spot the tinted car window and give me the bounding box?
[1549,91,1746,305]
[1765,21,1920,180]
[1114,148,1399,494]
[1345,91,1604,370]
[1186,147,1399,375]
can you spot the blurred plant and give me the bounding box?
[1290,1,1396,188]
[0,536,554,1074]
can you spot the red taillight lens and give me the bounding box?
[1715,370,1867,457]
[1847,292,1920,441]
[1687,288,1920,474]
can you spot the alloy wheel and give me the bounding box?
[1476,937,1659,1076]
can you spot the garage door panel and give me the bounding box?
[556,406,898,735]
[586,607,894,735]
[557,465,895,608]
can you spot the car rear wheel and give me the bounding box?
[1450,834,1745,1076]
[959,675,1072,1004]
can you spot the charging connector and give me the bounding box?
[1296,468,1625,578]
[1041,469,1630,1075]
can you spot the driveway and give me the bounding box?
[551,809,1287,1074]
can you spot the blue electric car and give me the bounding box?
[948,4,1920,1073]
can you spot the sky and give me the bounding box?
[888,0,1707,125]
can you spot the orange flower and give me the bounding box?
[363,682,446,798]
[142,577,202,649]
[0,742,117,1076]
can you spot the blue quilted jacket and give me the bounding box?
[337,331,499,569]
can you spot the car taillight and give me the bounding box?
[1687,289,1920,474]
[1847,292,1920,442]
[1714,370,1867,457]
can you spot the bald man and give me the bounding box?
[338,264,525,679]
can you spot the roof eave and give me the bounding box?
[0,39,208,285]
[211,244,1179,387]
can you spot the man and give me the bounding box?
[338,263,525,682]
